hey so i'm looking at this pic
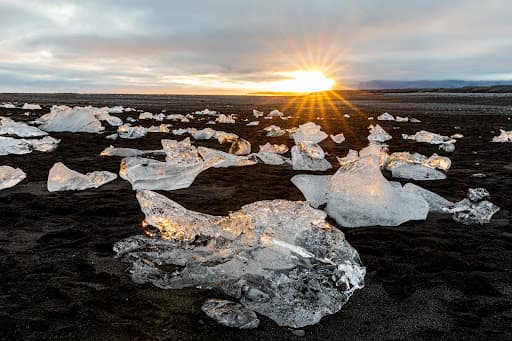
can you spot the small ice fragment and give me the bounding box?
[367,124,392,143]
[377,112,394,121]
[189,128,216,140]
[139,112,153,120]
[330,133,345,144]
[108,106,124,114]
[395,116,408,122]
[259,143,288,154]
[229,138,251,155]
[491,129,512,142]
[246,121,259,126]
[215,131,239,144]
[439,142,455,152]
[0,117,48,137]
[402,130,450,144]
[216,114,236,124]
[202,299,260,329]
[117,124,148,139]
[0,166,26,190]
[291,122,328,144]
[291,142,332,171]
[22,103,42,110]
[291,174,331,208]
[264,125,285,137]
[198,147,256,168]
[253,109,264,118]
[409,118,421,123]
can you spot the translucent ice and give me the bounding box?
[138,112,154,120]
[95,108,123,126]
[216,114,236,124]
[198,147,256,168]
[402,130,451,144]
[395,116,408,122]
[377,112,394,121]
[491,129,512,142]
[38,105,104,133]
[229,138,251,155]
[403,183,454,213]
[117,124,148,139]
[0,137,33,155]
[108,106,124,114]
[264,125,286,137]
[0,166,26,191]
[202,299,259,329]
[291,142,332,171]
[253,109,264,118]
[290,174,330,208]
[447,188,500,225]
[367,124,392,143]
[22,103,41,110]
[215,131,239,144]
[246,121,259,126]
[47,162,117,192]
[291,122,328,144]
[326,146,429,227]
[188,127,216,140]
[114,191,365,328]
[330,133,345,144]
[100,146,161,157]
[0,117,48,137]
[259,143,288,154]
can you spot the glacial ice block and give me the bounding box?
[330,133,345,144]
[291,142,332,171]
[0,166,26,191]
[291,122,328,144]
[492,129,512,143]
[291,174,331,208]
[229,138,251,155]
[325,148,429,227]
[114,191,366,328]
[216,114,236,124]
[117,124,148,139]
[198,147,256,168]
[403,183,454,213]
[0,117,48,137]
[47,162,117,192]
[38,105,104,133]
[446,188,500,225]
[367,124,392,143]
[377,112,394,121]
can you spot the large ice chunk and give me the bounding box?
[291,122,328,144]
[229,138,251,155]
[290,175,331,208]
[114,191,365,328]
[291,142,332,171]
[402,183,453,213]
[47,162,117,192]
[325,146,429,227]
[0,166,26,190]
[38,105,104,133]
[446,188,500,225]
[0,117,48,137]
[0,137,32,155]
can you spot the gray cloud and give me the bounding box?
[0,0,511,92]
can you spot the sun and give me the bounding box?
[265,70,335,93]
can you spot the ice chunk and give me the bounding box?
[367,124,392,143]
[194,108,217,116]
[423,153,451,171]
[189,127,216,140]
[0,166,26,190]
[491,129,512,142]
[264,125,285,137]
[47,162,117,192]
[38,105,104,133]
[439,142,455,152]
[377,112,394,121]
[330,133,345,144]
[162,138,202,165]
[246,121,259,126]
[22,103,42,110]
[198,147,256,168]
[344,114,350,118]
[389,164,446,180]
[100,146,161,157]
[216,114,236,124]
[215,131,239,144]
[166,114,190,122]
[326,146,429,227]
[403,183,453,213]
[253,109,264,118]
[385,151,449,180]
[447,188,499,225]
[0,137,32,155]
[117,124,148,139]
[1,103,16,109]
[395,116,408,122]
[138,112,153,120]
[108,106,124,114]
[119,156,223,190]
[259,143,288,154]
[114,191,365,328]
[249,152,289,165]
[0,117,48,137]
[291,122,328,144]
[336,149,359,167]
[147,124,171,133]
[291,174,331,208]
[172,128,188,136]
[229,138,251,155]
[402,130,450,144]
[266,109,284,118]
[291,142,332,171]
[28,136,60,152]
[202,299,260,329]
[409,118,421,123]
[94,108,124,127]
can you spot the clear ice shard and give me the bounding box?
[330,133,345,144]
[249,152,289,165]
[258,143,288,154]
[395,116,408,122]
[216,114,236,124]
[290,174,331,208]
[117,124,148,139]
[119,156,223,190]
[38,105,104,133]
[385,152,451,180]
[325,146,429,227]
[264,125,286,137]
[0,137,33,155]
[247,121,259,126]
[491,129,512,142]
[377,112,394,121]
[389,164,446,180]
[0,166,26,191]
[253,109,264,118]
[402,130,451,144]
[198,147,256,168]
[402,183,453,213]
[22,103,41,110]
[367,124,392,143]
[229,138,251,155]
[113,190,365,328]
[47,162,117,192]
[446,188,500,225]
[0,117,48,137]
[291,122,328,144]
[291,142,332,171]
[201,299,260,329]
[100,146,161,157]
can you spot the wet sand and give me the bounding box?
[0,91,511,340]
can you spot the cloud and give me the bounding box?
[0,0,511,92]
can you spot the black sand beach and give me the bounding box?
[0,91,511,340]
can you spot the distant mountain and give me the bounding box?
[357,80,512,90]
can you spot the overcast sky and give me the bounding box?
[0,0,511,93]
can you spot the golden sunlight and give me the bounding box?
[265,70,335,93]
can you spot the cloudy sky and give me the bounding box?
[0,0,511,93]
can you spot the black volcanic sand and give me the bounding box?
[0,92,511,340]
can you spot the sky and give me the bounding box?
[0,0,511,94]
